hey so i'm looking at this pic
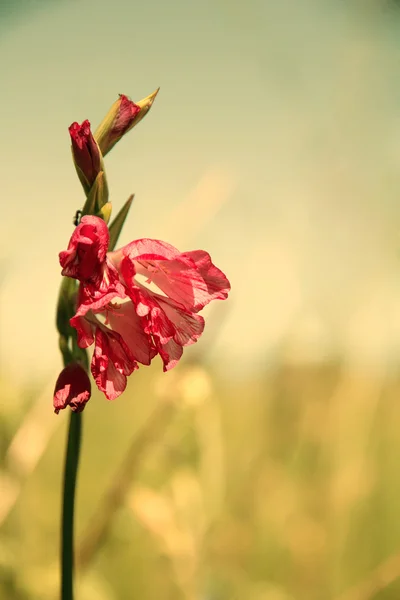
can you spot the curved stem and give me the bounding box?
[61,410,83,600]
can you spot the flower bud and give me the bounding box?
[94,89,159,156]
[53,363,91,414]
[69,120,102,193]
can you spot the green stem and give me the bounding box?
[61,410,83,600]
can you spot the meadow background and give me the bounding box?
[2,0,400,598]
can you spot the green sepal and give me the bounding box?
[133,88,160,130]
[81,171,108,216]
[73,159,91,194]
[108,194,134,251]
[56,276,78,338]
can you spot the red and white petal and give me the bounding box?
[70,313,95,349]
[91,326,137,400]
[182,250,230,309]
[115,238,180,261]
[157,296,205,346]
[116,241,227,313]
[157,337,183,371]
[106,301,157,365]
[145,295,204,371]
[59,216,109,282]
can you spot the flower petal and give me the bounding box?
[70,313,94,349]
[113,239,230,312]
[182,250,231,309]
[139,293,204,371]
[59,216,109,282]
[157,296,205,346]
[91,326,137,400]
[157,337,183,371]
[106,301,157,365]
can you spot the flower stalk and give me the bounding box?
[61,410,82,600]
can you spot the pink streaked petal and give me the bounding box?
[157,337,183,372]
[118,259,155,317]
[140,294,204,370]
[72,272,127,323]
[91,326,137,400]
[146,302,175,344]
[182,250,231,309]
[117,247,204,312]
[70,313,94,348]
[118,238,181,261]
[92,353,127,400]
[78,283,127,314]
[115,239,228,313]
[106,301,157,365]
[138,257,208,312]
[59,216,109,282]
[157,296,205,346]
[82,258,126,301]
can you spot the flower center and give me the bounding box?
[134,272,166,296]
[92,298,129,327]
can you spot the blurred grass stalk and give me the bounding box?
[0,378,60,525]
[336,552,400,600]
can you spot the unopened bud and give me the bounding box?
[53,363,91,414]
[94,89,159,156]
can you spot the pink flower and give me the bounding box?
[69,120,101,191]
[53,363,91,414]
[59,216,230,401]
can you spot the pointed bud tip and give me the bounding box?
[137,88,160,110]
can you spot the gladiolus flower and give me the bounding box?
[59,216,230,401]
[53,363,91,414]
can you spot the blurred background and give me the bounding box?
[3,0,400,598]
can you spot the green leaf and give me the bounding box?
[108,194,134,251]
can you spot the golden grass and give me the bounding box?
[2,358,400,599]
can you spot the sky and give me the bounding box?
[2,0,400,387]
